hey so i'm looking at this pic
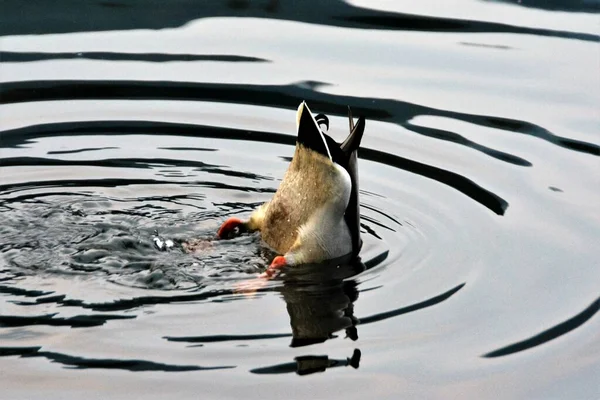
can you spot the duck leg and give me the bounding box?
[265,255,287,276]
[217,217,246,239]
[233,255,285,295]
[217,202,269,239]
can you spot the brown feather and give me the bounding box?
[256,144,342,254]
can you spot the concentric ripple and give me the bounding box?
[0,124,395,291]
[1,2,599,398]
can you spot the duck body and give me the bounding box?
[218,101,365,273]
[253,144,352,264]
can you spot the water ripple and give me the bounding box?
[0,120,509,215]
[483,296,600,358]
[3,80,597,157]
[0,346,234,372]
[2,0,597,41]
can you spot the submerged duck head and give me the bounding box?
[218,101,365,274]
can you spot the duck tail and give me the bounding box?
[296,101,332,160]
[341,106,365,155]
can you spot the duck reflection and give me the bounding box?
[278,256,364,348]
[250,349,361,376]
[247,257,364,376]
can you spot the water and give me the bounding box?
[1,1,599,399]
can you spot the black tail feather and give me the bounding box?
[341,108,365,155]
[296,102,331,160]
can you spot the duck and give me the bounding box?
[217,101,365,276]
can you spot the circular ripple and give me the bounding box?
[0,115,496,302]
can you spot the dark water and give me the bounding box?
[1,1,599,399]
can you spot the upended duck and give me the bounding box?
[217,101,365,276]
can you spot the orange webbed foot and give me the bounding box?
[233,256,287,296]
[217,217,245,239]
[264,256,287,277]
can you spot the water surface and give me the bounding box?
[1,1,599,399]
